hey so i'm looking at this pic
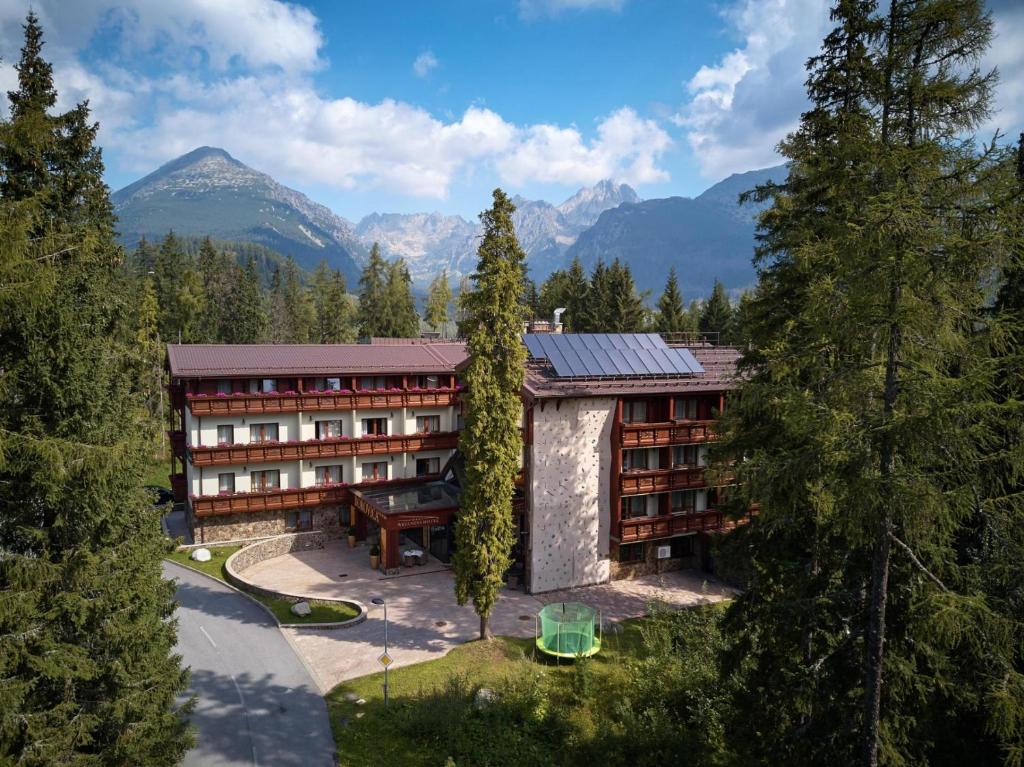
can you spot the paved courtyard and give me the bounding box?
[241,540,737,692]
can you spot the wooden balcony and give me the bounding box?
[190,474,443,517]
[170,472,187,503]
[619,509,725,542]
[620,465,712,495]
[168,430,186,457]
[186,388,460,416]
[620,420,716,448]
[188,432,459,467]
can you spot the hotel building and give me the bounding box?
[166,334,743,593]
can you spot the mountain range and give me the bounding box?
[111,146,786,299]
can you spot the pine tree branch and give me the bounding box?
[888,532,949,592]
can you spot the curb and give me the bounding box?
[163,557,367,631]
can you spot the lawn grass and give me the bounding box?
[326,621,648,767]
[164,545,359,624]
[141,453,171,489]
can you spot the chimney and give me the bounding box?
[553,308,566,334]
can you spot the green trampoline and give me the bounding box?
[535,602,602,658]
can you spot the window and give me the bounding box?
[315,420,343,439]
[315,465,343,486]
[418,375,440,389]
[286,510,313,530]
[622,400,647,424]
[672,489,705,513]
[217,473,235,494]
[416,415,441,433]
[622,449,649,471]
[247,379,260,394]
[359,376,387,391]
[362,462,388,481]
[217,380,232,394]
[251,469,280,491]
[674,398,698,420]
[619,542,645,563]
[261,378,277,393]
[326,377,342,391]
[416,457,440,476]
[621,496,646,520]
[362,418,388,436]
[673,445,699,467]
[250,422,279,443]
[216,425,234,446]
[670,535,695,558]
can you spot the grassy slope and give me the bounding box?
[165,546,359,624]
[327,622,647,766]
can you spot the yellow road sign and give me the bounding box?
[378,652,393,668]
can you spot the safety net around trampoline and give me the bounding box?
[536,602,599,657]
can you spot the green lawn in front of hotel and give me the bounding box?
[165,545,359,624]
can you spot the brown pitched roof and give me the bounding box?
[166,343,468,379]
[522,345,741,399]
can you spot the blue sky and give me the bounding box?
[0,0,1021,221]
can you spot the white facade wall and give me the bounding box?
[527,396,615,594]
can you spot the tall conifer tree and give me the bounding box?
[655,267,690,334]
[715,2,1024,764]
[424,270,453,336]
[383,258,419,338]
[310,260,356,343]
[453,190,526,639]
[0,15,192,764]
[357,243,388,338]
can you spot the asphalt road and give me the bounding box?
[164,561,337,767]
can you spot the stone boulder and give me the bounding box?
[190,548,212,563]
[291,601,312,617]
[473,687,497,710]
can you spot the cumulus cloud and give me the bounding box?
[412,50,439,78]
[674,0,832,179]
[984,1,1024,137]
[519,0,626,20]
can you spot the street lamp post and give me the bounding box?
[371,597,389,707]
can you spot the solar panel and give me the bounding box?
[522,333,705,378]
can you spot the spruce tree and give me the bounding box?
[715,2,1024,764]
[310,260,356,343]
[698,280,732,342]
[655,267,689,334]
[357,243,389,338]
[563,256,590,332]
[536,269,570,325]
[424,269,453,335]
[194,237,232,342]
[584,259,611,332]
[453,190,526,640]
[606,259,648,332]
[225,256,270,343]
[383,258,420,338]
[0,14,192,764]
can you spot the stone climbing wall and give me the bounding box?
[527,397,615,594]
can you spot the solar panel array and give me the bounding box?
[523,333,705,379]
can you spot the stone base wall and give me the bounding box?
[227,530,325,575]
[609,537,704,581]
[192,505,347,543]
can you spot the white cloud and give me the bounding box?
[413,50,439,78]
[0,0,323,73]
[519,0,626,19]
[674,0,832,179]
[984,2,1024,138]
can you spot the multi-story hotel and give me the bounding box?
[166,333,742,594]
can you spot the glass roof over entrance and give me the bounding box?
[352,481,461,515]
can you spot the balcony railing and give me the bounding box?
[185,388,460,416]
[620,465,713,495]
[170,472,186,503]
[188,432,459,467]
[619,509,725,542]
[167,430,186,457]
[620,420,716,448]
[189,473,443,517]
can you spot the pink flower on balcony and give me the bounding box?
[284,390,297,396]
[195,393,207,398]
[215,392,228,398]
[268,390,279,396]
[185,392,193,398]
[340,388,352,394]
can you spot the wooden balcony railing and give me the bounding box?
[620,420,716,448]
[188,432,459,467]
[189,474,443,517]
[620,465,713,495]
[619,509,723,542]
[167,430,186,457]
[170,472,187,503]
[185,388,460,416]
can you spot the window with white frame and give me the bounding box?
[216,425,234,446]
[217,380,232,394]
[362,418,387,436]
[361,461,387,481]
[251,469,280,491]
[416,457,440,476]
[261,378,277,393]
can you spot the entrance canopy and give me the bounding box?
[352,481,460,530]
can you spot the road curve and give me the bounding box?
[164,561,336,767]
